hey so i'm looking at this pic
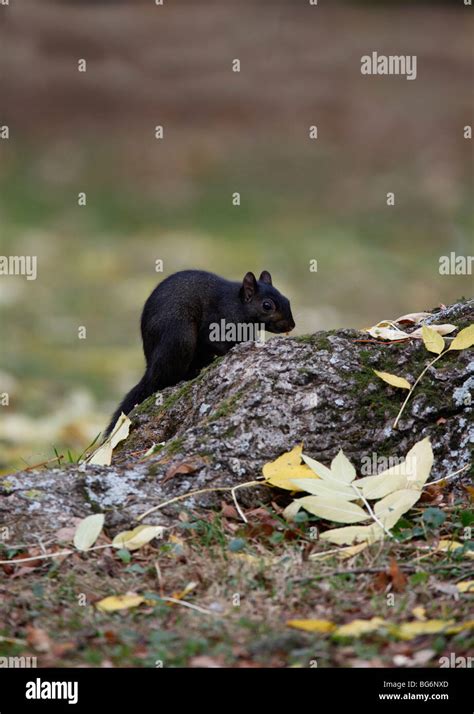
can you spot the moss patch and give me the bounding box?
[209,390,245,421]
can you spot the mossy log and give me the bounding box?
[1,300,472,543]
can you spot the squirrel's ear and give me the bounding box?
[241,272,257,302]
[259,270,272,285]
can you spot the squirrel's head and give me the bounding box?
[239,270,296,334]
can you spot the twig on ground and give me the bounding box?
[138,480,261,520]
[231,486,248,523]
[0,635,28,645]
[394,351,445,428]
[160,597,219,616]
[425,464,470,487]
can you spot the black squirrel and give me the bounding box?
[106,269,295,435]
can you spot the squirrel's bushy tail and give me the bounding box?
[105,373,153,437]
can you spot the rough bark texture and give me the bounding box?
[1,300,472,544]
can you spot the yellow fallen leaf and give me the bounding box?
[301,453,333,481]
[319,524,384,545]
[370,320,397,328]
[302,449,356,483]
[308,542,369,560]
[335,617,387,638]
[337,542,369,559]
[308,551,336,561]
[283,499,303,521]
[330,450,357,483]
[356,469,407,500]
[368,326,410,341]
[373,370,411,390]
[73,513,105,552]
[456,580,474,593]
[170,581,197,601]
[393,619,454,640]
[437,539,463,552]
[263,445,316,490]
[411,606,427,621]
[96,594,145,612]
[289,478,358,501]
[448,324,474,351]
[374,489,422,529]
[421,325,445,354]
[297,496,369,524]
[356,437,433,499]
[395,437,434,490]
[87,413,131,466]
[230,553,276,567]
[231,553,259,564]
[287,619,336,633]
[445,620,474,634]
[436,540,474,558]
[291,616,472,640]
[112,525,164,551]
[410,324,456,339]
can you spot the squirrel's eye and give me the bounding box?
[262,300,274,312]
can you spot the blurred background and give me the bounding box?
[0,0,472,472]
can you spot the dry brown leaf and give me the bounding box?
[395,311,432,324]
[389,557,408,593]
[163,459,204,483]
[372,572,390,593]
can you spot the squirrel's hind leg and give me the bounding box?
[104,374,151,437]
[104,326,197,438]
